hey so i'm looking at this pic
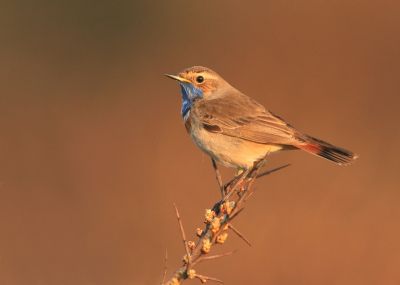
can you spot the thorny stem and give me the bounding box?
[162,159,290,284]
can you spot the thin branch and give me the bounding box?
[162,153,289,284]
[228,224,251,246]
[174,203,191,267]
[202,250,237,260]
[244,187,257,202]
[256,164,291,179]
[160,249,168,285]
[211,158,224,197]
[195,274,224,284]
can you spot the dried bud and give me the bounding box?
[182,254,188,264]
[210,217,221,234]
[221,201,235,215]
[204,209,215,224]
[228,201,235,215]
[201,238,211,253]
[187,241,196,250]
[220,201,228,214]
[200,278,207,283]
[188,269,196,279]
[216,233,228,244]
[196,228,204,237]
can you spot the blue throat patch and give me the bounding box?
[179,83,203,119]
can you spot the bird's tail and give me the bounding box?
[296,135,359,165]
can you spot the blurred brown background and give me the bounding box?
[0,1,399,284]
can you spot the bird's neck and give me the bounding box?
[180,83,203,121]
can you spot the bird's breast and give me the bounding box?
[183,110,192,135]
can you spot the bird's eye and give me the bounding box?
[196,76,204,83]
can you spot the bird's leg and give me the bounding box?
[211,158,224,197]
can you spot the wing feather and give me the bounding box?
[193,93,306,145]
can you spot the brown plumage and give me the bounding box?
[165,66,358,168]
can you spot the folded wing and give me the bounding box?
[193,94,307,146]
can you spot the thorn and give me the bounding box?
[239,163,290,204]
[174,203,191,267]
[228,224,251,246]
[244,187,257,202]
[241,164,290,204]
[203,250,237,260]
[256,164,291,179]
[195,274,224,283]
[229,207,244,221]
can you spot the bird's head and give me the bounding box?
[165,66,229,102]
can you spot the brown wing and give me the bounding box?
[192,93,307,146]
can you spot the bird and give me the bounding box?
[165,66,358,170]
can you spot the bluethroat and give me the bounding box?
[165,66,358,170]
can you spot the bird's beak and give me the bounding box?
[164,73,191,83]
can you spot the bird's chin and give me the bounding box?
[179,82,204,99]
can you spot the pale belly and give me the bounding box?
[189,124,285,168]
